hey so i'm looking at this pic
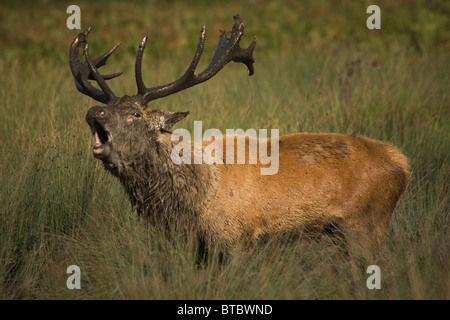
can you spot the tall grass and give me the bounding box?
[0,0,448,299]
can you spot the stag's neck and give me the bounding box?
[106,133,219,223]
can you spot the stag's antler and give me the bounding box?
[69,27,123,104]
[135,15,256,104]
[69,15,256,106]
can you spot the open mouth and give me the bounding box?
[92,121,112,154]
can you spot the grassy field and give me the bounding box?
[0,0,448,299]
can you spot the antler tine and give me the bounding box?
[136,26,207,104]
[226,15,257,75]
[84,44,117,102]
[207,15,256,77]
[89,42,123,80]
[138,14,256,105]
[182,25,207,79]
[135,35,149,95]
[69,27,122,104]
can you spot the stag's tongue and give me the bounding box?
[94,131,102,148]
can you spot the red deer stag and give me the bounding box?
[69,15,409,249]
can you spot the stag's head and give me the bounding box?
[69,15,256,167]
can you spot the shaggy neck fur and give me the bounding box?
[103,131,219,229]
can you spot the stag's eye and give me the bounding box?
[126,112,142,123]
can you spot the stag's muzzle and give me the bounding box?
[86,106,112,159]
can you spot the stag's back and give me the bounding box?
[202,133,410,247]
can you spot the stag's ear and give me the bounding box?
[158,110,190,130]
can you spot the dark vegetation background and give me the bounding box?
[0,0,448,299]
